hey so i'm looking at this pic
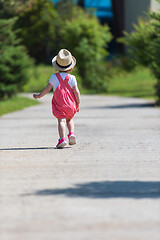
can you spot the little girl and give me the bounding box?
[33,49,80,149]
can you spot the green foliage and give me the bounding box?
[59,8,112,91]
[120,1,160,105]
[16,0,58,63]
[119,18,155,67]
[0,1,37,20]
[149,6,160,105]
[57,0,75,20]
[0,0,112,93]
[18,1,112,92]
[0,18,33,99]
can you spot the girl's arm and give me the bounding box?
[33,83,53,99]
[73,85,80,112]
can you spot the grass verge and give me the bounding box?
[23,64,157,100]
[23,64,84,93]
[23,64,53,92]
[0,96,39,116]
[107,67,157,99]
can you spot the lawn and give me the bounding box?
[23,64,157,100]
[23,64,54,92]
[23,64,84,93]
[0,96,39,116]
[107,67,156,99]
[1,65,156,117]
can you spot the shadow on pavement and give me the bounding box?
[86,103,155,109]
[29,181,160,199]
[0,147,71,151]
[0,147,55,151]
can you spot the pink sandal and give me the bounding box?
[56,137,67,149]
[68,132,76,145]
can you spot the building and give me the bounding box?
[112,0,159,53]
[53,0,160,54]
[79,0,159,53]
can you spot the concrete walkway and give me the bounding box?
[0,94,160,240]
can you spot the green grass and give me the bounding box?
[1,65,156,117]
[107,67,157,99]
[23,64,84,93]
[23,64,157,100]
[23,64,53,92]
[0,96,39,116]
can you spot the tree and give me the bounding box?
[16,0,58,63]
[0,0,34,18]
[119,18,155,67]
[0,0,113,93]
[0,18,33,99]
[77,0,84,8]
[0,0,58,63]
[120,0,160,105]
[149,2,160,105]
[57,0,75,20]
[59,8,112,91]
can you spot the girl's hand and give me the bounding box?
[33,84,52,100]
[33,93,40,99]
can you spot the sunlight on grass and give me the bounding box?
[0,96,39,116]
[23,64,157,100]
[108,67,156,99]
[23,65,53,92]
[23,64,84,93]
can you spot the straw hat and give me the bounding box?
[52,49,76,71]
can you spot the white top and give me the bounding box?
[49,73,77,92]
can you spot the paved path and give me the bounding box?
[0,94,160,240]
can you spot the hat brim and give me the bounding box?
[52,55,76,71]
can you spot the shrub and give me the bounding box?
[59,8,112,91]
[149,3,160,105]
[16,0,58,63]
[120,0,160,105]
[0,0,112,93]
[0,18,33,99]
[119,18,155,67]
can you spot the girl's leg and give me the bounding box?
[66,118,74,133]
[66,118,76,145]
[58,118,66,139]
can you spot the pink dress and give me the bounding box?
[52,73,77,119]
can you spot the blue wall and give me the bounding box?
[52,0,113,19]
[84,0,113,18]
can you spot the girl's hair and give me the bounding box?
[59,69,72,73]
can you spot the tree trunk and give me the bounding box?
[78,0,84,8]
[112,0,124,53]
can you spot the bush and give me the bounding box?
[19,1,112,92]
[0,0,112,93]
[0,18,33,99]
[59,8,112,91]
[119,18,155,67]
[16,0,58,63]
[149,4,160,105]
[120,0,160,105]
